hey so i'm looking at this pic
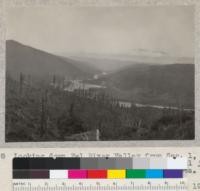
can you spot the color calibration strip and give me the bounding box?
[13,157,186,179]
[13,169,183,179]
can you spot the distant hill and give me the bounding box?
[68,53,193,72]
[69,56,136,72]
[104,64,194,108]
[6,40,92,81]
[61,56,101,75]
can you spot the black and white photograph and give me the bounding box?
[5,5,195,142]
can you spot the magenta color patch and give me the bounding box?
[68,170,87,179]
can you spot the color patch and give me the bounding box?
[126,169,146,178]
[107,170,126,179]
[163,170,183,178]
[97,158,116,169]
[50,170,68,179]
[145,170,163,178]
[132,158,149,169]
[68,170,87,179]
[30,170,49,179]
[167,158,187,169]
[80,158,98,169]
[149,158,167,169]
[115,158,132,169]
[87,170,107,179]
[13,170,30,179]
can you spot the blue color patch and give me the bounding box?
[145,170,163,178]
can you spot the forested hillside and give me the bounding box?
[6,75,194,141]
[103,64,194,108]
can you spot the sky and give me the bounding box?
[6,5,194,58]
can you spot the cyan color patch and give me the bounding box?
[145,170,163,178]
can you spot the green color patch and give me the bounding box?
[126,169,146,178]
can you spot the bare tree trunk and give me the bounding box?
[40,90,48,138]
[40,96,45,137]
[179,97,182,129]
[19,72,24,95]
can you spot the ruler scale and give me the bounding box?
[12,179,188,191]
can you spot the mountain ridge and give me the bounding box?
[6,40,93,81]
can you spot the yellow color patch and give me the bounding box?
[107,170,126,179]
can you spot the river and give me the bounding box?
[119,101,194,112]
[63,79,193,112]
[64,80,105,92]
